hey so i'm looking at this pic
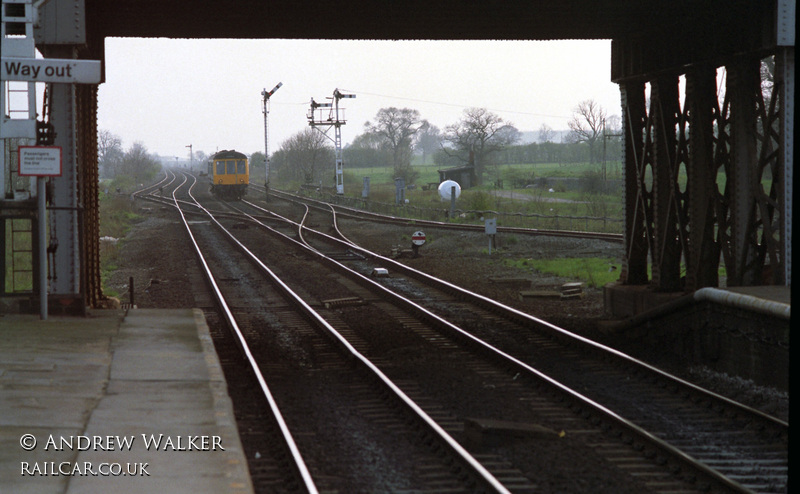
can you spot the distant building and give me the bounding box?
[437,166,476,189]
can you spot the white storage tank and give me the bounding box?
[438,180,461,200]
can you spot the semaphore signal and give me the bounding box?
[307,88,355,195]
[262,82,282,199]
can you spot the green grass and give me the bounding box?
[99,190,143,297]
[345,164,442,186]
[502,256,622,288]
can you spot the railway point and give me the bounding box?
[0,308,254,494]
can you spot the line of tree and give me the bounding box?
[102,98,618,189]
[268,98,620,188]
[268,128,334,184]
[98,130,162,190]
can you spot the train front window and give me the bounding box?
[237,160,246,174]
[216,161,225,174]
[227,161,236,174]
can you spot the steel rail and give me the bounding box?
[241,197,783,493]
[140,173,784,491]
[203,198,513,493]
[264,185,624,243]
[170,172,320,494]
[322,202,788,429]
[183,180,786,432]
[131,169,174,198]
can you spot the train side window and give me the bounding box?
[216,161,225,174]
[227,161,236,174]
[237,160,245,174]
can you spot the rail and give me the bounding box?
[167,170,320,493]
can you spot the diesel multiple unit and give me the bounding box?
[208,150,249,200]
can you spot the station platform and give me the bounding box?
[0,309,253,494]
[602,284,791,391]
[604,282,792,320]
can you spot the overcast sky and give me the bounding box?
[97,38,621,160]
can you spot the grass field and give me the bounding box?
[334,161,625,233]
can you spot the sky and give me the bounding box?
[97,38,621,160]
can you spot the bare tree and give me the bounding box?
[568,99,606,163]
[365,107,425,182]
[98,130,123,178]
[118,142,161,184]
[279,128,334,184]
[538,123,556,143]
[443,107,520,185]
[345,131,392,169]
[414,122,442,164]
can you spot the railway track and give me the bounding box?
[160,171,519,493]
[250,189,789,493]
[136,170,788,493]
[261,184,625,243]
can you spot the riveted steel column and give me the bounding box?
[77,83,101,307]
[650,75,682,291]
[726,57,760,286]
[619,81,649,285]
[46,47,82,301]
[34,0,96,311]
[685,65,721,290]
[776,47,793,285]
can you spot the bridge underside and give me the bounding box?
[2,0,792,312]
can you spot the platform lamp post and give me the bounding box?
[262,82,282,200]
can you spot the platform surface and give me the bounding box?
[0,308,253,494]
[722,285,791,305]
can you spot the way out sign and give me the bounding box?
[2,57,101,84]
[18,146,62,176]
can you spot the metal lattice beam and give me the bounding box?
[619,51,790,291]
[686,65,722,290]
[620,82,650,286]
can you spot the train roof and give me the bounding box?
[212,150,247,160]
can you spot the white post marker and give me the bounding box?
[18,146,62,320]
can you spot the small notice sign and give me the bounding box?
[18,146,62,176]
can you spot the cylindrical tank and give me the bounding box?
[438,180,461,200]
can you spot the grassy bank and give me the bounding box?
[502,256,622,288]
[99,190,142,297]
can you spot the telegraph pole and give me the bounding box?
[307,88,354,195]
[262,82,282,200]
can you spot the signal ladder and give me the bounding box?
[2,0,38,139]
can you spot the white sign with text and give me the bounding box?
[19,146,62,176]
[2,58,101,84]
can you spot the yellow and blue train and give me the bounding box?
[208,150,249,200]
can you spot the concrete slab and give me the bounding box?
[0,308,253,494]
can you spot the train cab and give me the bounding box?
[209,150,249,200]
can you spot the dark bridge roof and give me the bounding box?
[86,0,772,43]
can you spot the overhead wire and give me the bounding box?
[338,88,571,120]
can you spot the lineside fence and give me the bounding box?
[297,188,624,234]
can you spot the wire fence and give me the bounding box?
[299,188,624,234]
